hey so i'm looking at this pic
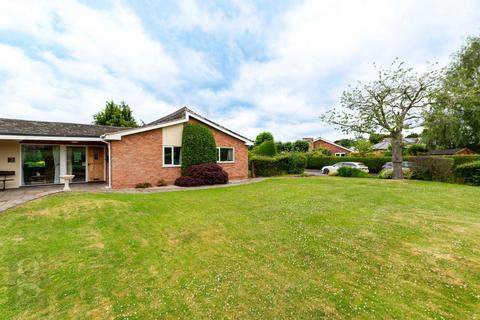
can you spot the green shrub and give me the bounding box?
[455,161,480,186]
[337,167,369,178]
[410,156,454,182]
[450,155,480,167]
[250,153,307,176]
[254,132,274,146]
[181,124,217,174]
[379,168,413,179]
[254,140,277,156]
[405,144,427,156]
[306,156,393,173]
[292,140,310,152]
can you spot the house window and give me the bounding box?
[163,146,181,166]
[217,147,234,163]
[7,157,15,163]
[335,153,346,157]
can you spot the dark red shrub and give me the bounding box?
[186,163,229,185]
[174,176,202,187]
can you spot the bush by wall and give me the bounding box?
[175,163,229,187]
[337,167,369,178]
[250,153,307,176]
[254,140,277,156]
[379,168,413,179]
[181,124,217,174]
[409,156,454,182]
[306,156,393,173]
[186,163,228,185]
[174,176,202,187]
[455,161,480,186]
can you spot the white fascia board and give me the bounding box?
[186,112,253,145]
[103,118,189,140]
[312,137,354,152]
[0,135,104,142]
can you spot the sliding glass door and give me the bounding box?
[22,145,60,185]
[67,147,86,182]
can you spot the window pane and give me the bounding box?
[173,147,181,165]
[164,147,172,165]
[67,146,86,182]
[220,148,233,162]
[22,145,60,185]
[216,148,220,162]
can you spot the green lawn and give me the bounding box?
[1,177,479,319]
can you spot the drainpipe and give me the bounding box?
[101,138,112,189]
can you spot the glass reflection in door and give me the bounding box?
[67,147,86,182]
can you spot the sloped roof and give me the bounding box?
[425,148,474,155]
[312,137,354,152]
[143,107,252,144]
[0,118,129,138]
[372,137,420,150]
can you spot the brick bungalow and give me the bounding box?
[303,137,353,156]
[0,107,252,189]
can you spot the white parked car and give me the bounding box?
[321,162,369,175]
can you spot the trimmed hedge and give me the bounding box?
[410,156,454,182]
[250,153,307,176]
[449,155,480,167]
[254,140,277,156]
[337,167,369,178]
[181,124,217,174]
[306,156,394,173]
[455,161,480,186]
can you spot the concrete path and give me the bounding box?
[0,179,265,213]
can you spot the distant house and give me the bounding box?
[303,137,353,156]
[372,137,420,153]
[424,148,476,156]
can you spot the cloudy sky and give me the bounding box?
[0,0,479,141]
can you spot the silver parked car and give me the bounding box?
[321,162,369,175]
[382,161,416,170]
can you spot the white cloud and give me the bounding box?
[0,0,479,142]
[209,0,480,141]
[0,0,214,123]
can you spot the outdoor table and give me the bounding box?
[0,171,15,191]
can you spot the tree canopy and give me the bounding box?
[254,132,274,146]
[423,36,480,152]
[93,100,139,127]
[323,60,439,179]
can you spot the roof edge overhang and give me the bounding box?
[103,112,253,145]
[0,134,104,142]
[312,137,354,152]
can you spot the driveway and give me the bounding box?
[0,183,107,213]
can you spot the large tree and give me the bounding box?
[93,100,139,127]
[323,61,438,179]
[423,37,480,152]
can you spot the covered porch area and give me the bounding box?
[0,138,109,190]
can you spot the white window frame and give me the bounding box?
[335,152,346,157]
[163,146,182,167]
[216,147,235,163]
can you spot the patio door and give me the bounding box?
[88,147,104,182]
[67,147,86,182]
[22,145,60,185]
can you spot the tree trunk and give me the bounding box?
[391,133,404,180]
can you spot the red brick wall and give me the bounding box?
[313,139,351,155]
[188,119,249,180]
[111,129,181,188]
[110,120,249,188]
